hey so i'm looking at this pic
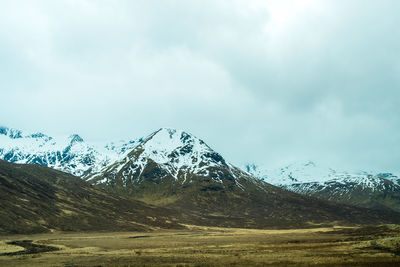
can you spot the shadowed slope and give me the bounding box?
[0,160,182,234]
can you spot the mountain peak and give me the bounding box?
[0,126,23,139]
[0,127,133,177]
[152,128,197,142]
[69,134,84,144]
[143,128,210,156]
[152,127,185,140]
[0,126,8,135]
[157,127,179,134]
[139,128,214,165]
[89,127,234,186]
[304,160,316,167]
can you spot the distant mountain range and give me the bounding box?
[0,126,138,177]
[1,125,400,228]
[245,161,400,212]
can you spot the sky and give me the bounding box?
[1,0,399,173]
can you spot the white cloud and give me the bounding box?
[1,0,399,173]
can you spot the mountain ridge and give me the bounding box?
[85,129,400,228]
[0,126,138,177]
[88,128,243,186]
[246,161,400,212]
[2,125,400,219]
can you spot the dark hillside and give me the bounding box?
[0,160,182,234]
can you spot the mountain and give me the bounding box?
[246,161,400,212]
[3,126,400,228]
[87,128,400,228]
[0,126,137,177]
[0,160,182,234]
[88,128,243,198]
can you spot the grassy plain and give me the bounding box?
[0,225,399,266]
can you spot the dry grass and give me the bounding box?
[0,241,25,254]
[0,225,399,266]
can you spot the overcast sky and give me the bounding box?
[1,0,399,173]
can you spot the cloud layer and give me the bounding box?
[1,0,399,172]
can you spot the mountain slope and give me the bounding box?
[0,126,137,177]
[246,161,400,213]
[88,129,400,228]
[88,128,244,199]
[0,160,182,234]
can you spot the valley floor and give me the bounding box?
[0,225,400,266]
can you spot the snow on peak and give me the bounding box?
[130,128,225,178]
[90,127,240,185]
[104,139,139,155]
[245,160,334,185]
[246,160,400,190]
[140,128,213,161]
[0,126,227,181]
[0,126,137,177]
[28,132,53,141]
[0,126,23,139]
[69,134,84,144]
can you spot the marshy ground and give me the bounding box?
[0,225,399,266]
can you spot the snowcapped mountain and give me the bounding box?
[245,160,399,189]
[245,161,338,185]
[87,128,400,228]
[2,126,399,227]
[0,126,138,177]
[88,127,247,188]
[245,161,400,212]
